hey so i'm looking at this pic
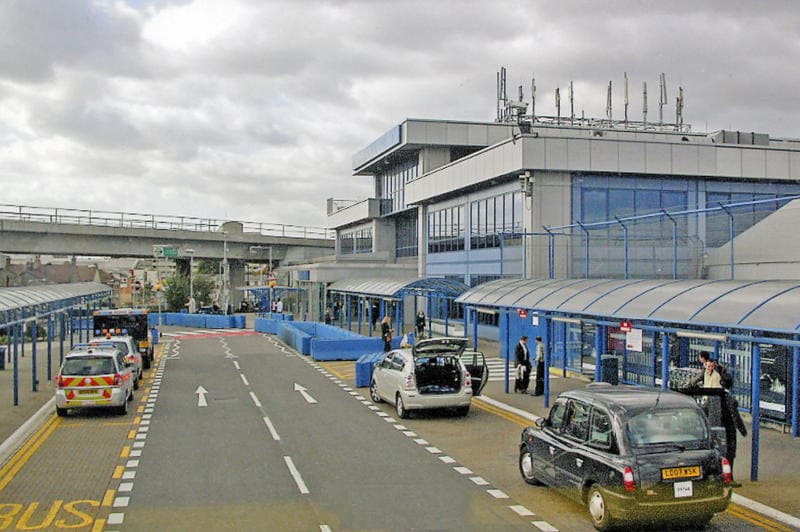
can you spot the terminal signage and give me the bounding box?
[619,320,633,332]
[517,309,528,319]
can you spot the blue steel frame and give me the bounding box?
[532,195,800,280]
[1,287,112,407]
[328,278,469,340]
[465,281,800,481]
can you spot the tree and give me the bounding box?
[163,274,216,311]
[196,259,220,275]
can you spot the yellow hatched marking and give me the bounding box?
[120,446,131,458]
[134,416,142,424]
[112,466,124,479]
[102,489,115,507]
[127,429,137,439]
[727,504,793,532]
[137,405,145,413]
[91,517,106,532]
[0,416,61,491]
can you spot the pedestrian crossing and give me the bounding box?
[161,328,256,339]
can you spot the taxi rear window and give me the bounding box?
[626,407,708,447]
[62,357,116,376]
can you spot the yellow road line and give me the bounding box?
[134,416,141,424]
[101,489,115,507]
[120,446,130,458]
[0,416,61,491]
[727,504,793,532]
[112,466,124,479]
[137,405,144,413]
[91,518,106,532]
[473,399,531,427]
[322,365,349,380]
[127,429,137,439]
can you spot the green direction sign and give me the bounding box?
[154,246,179,258]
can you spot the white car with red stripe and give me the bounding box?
[55,346,135,416]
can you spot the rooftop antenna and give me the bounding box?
[659,72,667,125]
[531,75,536,121]
[496,70,500,121]
[569,81,574,125]
[555,86,561,124]
[623,72,629,126]
[676,86,684,130]
[606,80,613,122]
[642,81,648,126]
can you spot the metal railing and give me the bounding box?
[0,203,335,240]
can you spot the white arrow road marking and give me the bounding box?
[284,456,309,494]
[195,385,208,407]
[293,383,318,404]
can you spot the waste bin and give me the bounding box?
[600,355,619,385]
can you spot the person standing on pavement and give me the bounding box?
[691,357,746,486]
[514,336,531,393]
[533,336,545,396]
[381,316,393,352]
[415,311,426,339]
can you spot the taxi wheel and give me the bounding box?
[519,448,542,485]
[56,407,67,417]
[588,485,614,531]
[134,376,140,390]
[396,394,409,419]
[144,356,151,370]
[128,387,134,402]
[370,379,383,403]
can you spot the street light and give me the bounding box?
[221,232,229,315]
[184,248,195,312]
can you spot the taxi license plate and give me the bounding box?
[661,466,701,480]
[674,480,693,498]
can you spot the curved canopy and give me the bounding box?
[328,277,469,299]
[0,282,112,314]
[456,278,800,333]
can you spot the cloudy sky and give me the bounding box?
[1,1,798,229]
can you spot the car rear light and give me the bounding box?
[114,373,123,386]
[56,375,67,388]
[623,466,636,492]
[721,457,733,484]
[464,370,472,388]
[404,373,415,390]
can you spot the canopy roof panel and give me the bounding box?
[0,282,111,314]
[457,278,800,333]
[328,277,469,299]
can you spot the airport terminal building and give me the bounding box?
[284,103,800,441]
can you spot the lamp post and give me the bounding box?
[184,249,195,312]
[221,232,229,315]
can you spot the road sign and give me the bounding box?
[154,246,179,258]
[517,308,528,319]
[619,320,633,333]
[132,280,143,292]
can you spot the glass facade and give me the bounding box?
[339,227,372,255]
[379,155,419,214]
[395,211,418,258]
[469,191,523,250]
[428,205,465,253]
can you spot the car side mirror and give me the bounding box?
[533,417,546,430]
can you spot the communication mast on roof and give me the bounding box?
[494,67,690,133]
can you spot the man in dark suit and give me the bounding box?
[514,336,531,393]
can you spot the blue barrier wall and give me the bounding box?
[147,313,245,329]
[355,352,386,388]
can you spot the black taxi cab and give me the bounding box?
[519,383,732,530]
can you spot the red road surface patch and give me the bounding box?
[170,330,259,340]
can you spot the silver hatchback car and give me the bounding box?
[370,337,489,418]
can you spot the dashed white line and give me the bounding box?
[240,374,250,386]
[263,416,281,441]
[130,450,142,457]
[383,417,397,423]
[454,466,472,475]
[509,505,535,517]
[132,441,145,449]
[320,526,332,532]
[402,431,417,437]
[125,460,139,468]
[118,482,133,493]
[439,456,456,464]
[413,438,429,445]
[249,391,262,408]
[107,513,125,525]
[233,361,241,370]
[122,471,136,480]
[284,456,310,494]
[112,496,130,508]
[532,521,559,531]
[394,425,407,430]
[487,489,508,499]
[470,476,490,486]
[425,446,441,454]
